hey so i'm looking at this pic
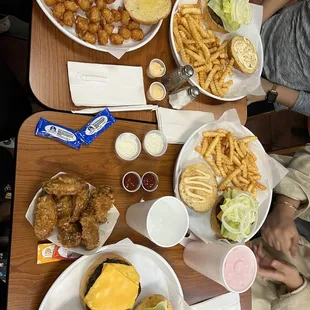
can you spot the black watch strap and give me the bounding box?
[266,84,278,104]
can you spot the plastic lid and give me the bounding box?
[187,86,200,99]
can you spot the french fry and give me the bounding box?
[205,157,221,176]
[238,175,250,185]
[173,17,189,64]
[210,52,220,62]
[186,15,203,47]
[218,165,244,191]
[229,135,234,161]
[209,47,218,54]
[195,65,208,72]
[201,44,211,63]
[220,59,227,65]
[201,138,209,155]
[247,183,254,193]
[232,177,241,187]
[181,37,196,45]
[214,72,221,80]
[203,132,226,138]
[218,40,228,51]
[233,155,241,166]
[222,154,233,165]
[202,38,216,44]
[241,159,248,178]
[187,44,199,53]
[212,59,220,65]
[204,65,220,89]
[222,87,229,95]
[181,8,202,15]
[215,79,225,98]
[219,58,235,85]
[234,140,245,158]
[249,177,267,191]
[198,71,207,86]
[253,187,257,198]
[180,4,198,9]
[205,135,221,157]
[193,20,208,38]
[210,80,219,96]
[222,80,233,88]
[185,48,205,63]
[192,14,204,20]
[219,53,228,59]
[239,141,248,156]
[216,142,226,177]
[195,146,202,154]
[178,25,191,39]
[241,136,258,144]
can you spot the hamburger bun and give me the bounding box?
[228,36,258,74]
[80,253,141,309]
[135,294,173,310]
[124,0,172,25]
[210,196,224,238]
[202,0,228,34]
[179,163,218,213]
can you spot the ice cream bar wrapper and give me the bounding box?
[77,108,116,145]
[37,243,81,264]
[35,118,82,149]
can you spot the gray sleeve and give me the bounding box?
[291,91,310,116]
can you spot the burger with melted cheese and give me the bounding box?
[80,253,141,310]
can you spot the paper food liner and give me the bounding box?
[172,0,265,100]
[174,109,288,243]
[25,172,120,255]
[39,238,191,310]
[37,0,161,59]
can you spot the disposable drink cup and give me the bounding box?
[184,241,257,293]
[126,196,189,247]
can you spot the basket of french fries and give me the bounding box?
[174,110,288,243]
[169,0,264,101]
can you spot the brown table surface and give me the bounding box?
[8,111,251,309]
[29,0,247,124]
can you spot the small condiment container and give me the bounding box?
[115,133,141,161]
[146,58,166,79]
[143,130,168,157]
[122,172,142,193]
[146,82,166,102]
[142,172,159,192]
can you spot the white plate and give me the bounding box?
[169,0,264,101]
[25,172,120,255]
[173,121,272,243]
[36,0,162,56]
[39,243,183,310]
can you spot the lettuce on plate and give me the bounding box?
[220,189,258,242]
[208,0,252,32]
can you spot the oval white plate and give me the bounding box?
[173,123,272,243]
[169,0,264,101]
[36,0,162,55]
[39,243,183,310]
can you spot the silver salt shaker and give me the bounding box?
[169,86,200,110]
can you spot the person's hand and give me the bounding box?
[253,242,304,292]
[261,203,299,258]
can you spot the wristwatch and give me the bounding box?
[266,84,278,104]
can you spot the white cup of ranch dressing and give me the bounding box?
[115,133,141,161]
[143,130,167,157]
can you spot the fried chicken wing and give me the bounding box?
[80,209,100,250]
[71,186,89,222]
[56,195,73,228]
[43,174,87,196]
[34,194,57,240]
[89,186,115,223]
[58,222,82,248]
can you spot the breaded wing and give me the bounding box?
[34,194,57,240]
[89,186,115,223]
[80,209,99,250]
[56,195,73,228]
[71,186,89,222]
[43,174,87,196]
[58,222,82,248]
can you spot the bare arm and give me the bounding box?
[262,0,292,23]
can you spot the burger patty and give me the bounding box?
[208,7,224,27]
[85,258,141,309]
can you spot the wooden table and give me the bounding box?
[8,111,251,309]
[29,0,247,124]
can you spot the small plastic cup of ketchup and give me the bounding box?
[122,172,142,193]
[142,172,159,192]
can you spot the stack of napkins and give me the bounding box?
[191,293,241,310]
[156,107,215,144]
[68,61,156,113]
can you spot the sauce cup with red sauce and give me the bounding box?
[142,172,159,192]
[122,172,142,193]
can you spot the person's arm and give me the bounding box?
[262,0,292,23]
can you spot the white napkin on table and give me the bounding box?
[191,293,241,310]
[67,61,146,107]
[156,107,215,144]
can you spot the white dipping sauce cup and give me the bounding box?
[126,196,189,248]
[184,241,257,293]
[146,82,166,102]
[146,58,166,78]
[143,130,168,157]
[115,133,141,161]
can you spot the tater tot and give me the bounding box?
[45,0,58,6]
[118,26,131,40]
[88,22,100,34]
[87,6,100,23]
[119,7,130,25]
[110,33,124,45]
[102,8,114,24]
[100,16,107,27]
[104,24,114,36]
[78,0,91,11]
[64,0,79,12]
[88,0,95,3]
[95,0,106,9]
[52,3,65,20]
[63,10,74,26]
[76,15,89,33]
[82,31,97,44]
[111,9,121,22]
[106,0,115,3]
[97,29,109,45]
[131,28,144,41]
[127,20,140,30]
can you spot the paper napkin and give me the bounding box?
[68,61,146,107]
[156,107,215,144]
[191,293,241,310]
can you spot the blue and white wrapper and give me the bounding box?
[35,118,82,149]
[78,108,116,145]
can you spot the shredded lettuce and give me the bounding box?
[208,0,252,32]
[219,190,258,242]
[145,301,168,310]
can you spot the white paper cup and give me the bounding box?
[146,82,166,102]
[146,58,166,78]
[126,196,189,247]
[143,130,168,157]
[183,241,257,293]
